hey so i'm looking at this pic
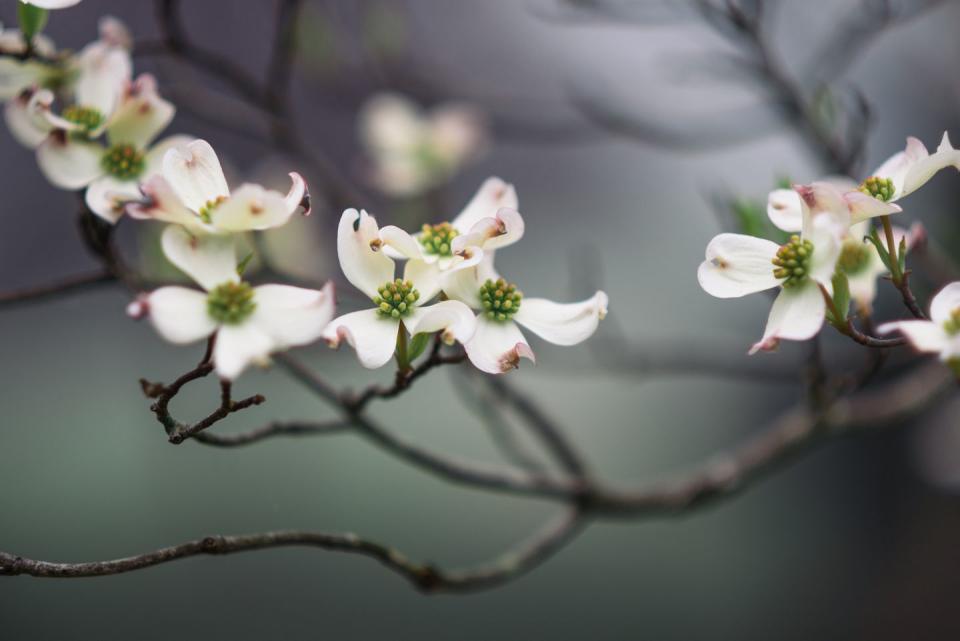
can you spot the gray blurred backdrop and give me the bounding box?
[2,1,960,639]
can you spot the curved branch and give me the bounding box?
[0,508,584,593]
[0,270,114,309]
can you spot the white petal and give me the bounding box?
[24,0,83,8]
[337,208,395,299]
[161,225,238,290]
[3,88,50,147]
[455,206,525,253]
[285,172,310,216]
[464,317,535,374]
[750,282,825,354]
[404,258,442,302]
[379,224,424,260]
[322,309,399,369]
[514,291,608,346]
[0,58,46,101]
[214,323,275,380]
[871,137,927,197]
[106,74,174,148]
[843,190,901,225]
[125,174,205,228]
[405,300,477,345]
[900,144,960,199]
[697,233,780,298]
[766,188,802,232]
[250,282,335,348]
[807,215,844,284]
[209,184,292,232]
[74,41,131,117]
[143,134,194,176]
[929,282,960,325]
[793,182,852,236]
[85,176,141,224]
[36,132,104,189]
[145,286,217,344]
[877,320,950,354]
[162,139,230,212]
[451,176,518,233]
[441,264,483,309]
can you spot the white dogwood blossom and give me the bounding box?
[443,257,608,374]
[27,74,187,222]
[358,92,486,197]
[322,209,477,369]
[699,188,845,354]
[126,139,310,233]
[130,226,335,380]
[878,283,960,366]
[383,176,523,275]
[4,20,131,148]
[766,182,914,312]
[857,133,960,205]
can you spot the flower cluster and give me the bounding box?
[323,179,609,373]
[699,133,960,372]
[1,7,608,381]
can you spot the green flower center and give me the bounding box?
[837,238,871,276]
[419,222,459,257]
[62,105,104,136]
[944,308,960,336]
[859,176,895,202]
[772,235,814,288]
[207,281,256,325]
[374,278,420,318]
[198,196,228,223]
[480,278,523,322]
[101,144,145,181]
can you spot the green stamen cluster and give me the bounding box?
[374,279,420,318]
[944,308,960,336]
[62,105,103,136]
[837,238,871,276]
[772,235,814,288]
[199,196,228,223]
[859,176,895,202]
[480,278,522,322]
[101,144,145,181]
[419,222,459,257]
[207,282,256,324]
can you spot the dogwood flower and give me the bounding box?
[699,194,844,354]
[321,209,477,369]
[25,74,187,223]
[767,179,900,234]
[383,176,523,275]
[126,139,310,234]
[856,133,960,205]
[21,0,83,8]
[358,92,486,197]
[766,182,913,312]
[442,257,608,374]
[878,283,960,368]
[4,20,131,148]
[130,226,335,380]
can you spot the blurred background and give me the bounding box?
[2,0,960,639]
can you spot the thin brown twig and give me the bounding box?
[0,270,114,308]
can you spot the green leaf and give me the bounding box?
[18,3,48,42]
[866,227,892,271]
[897,236,907,275]
[236,252,255,276]
[406,333,431,362]
[828,271,850,329]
